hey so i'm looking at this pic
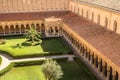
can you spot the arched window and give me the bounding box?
[21,24,25,33]
[0,26,4,34]
[16,25,19,33]
[49,27,53,34]
[36,24,40,31]
[105,17,108,28]
[10,25,14,33]
[98,14,100,24]
[41,23,45,33]
[55,26,58,33]
[113,20,117,32]
[91,12,94,21]
[5,25,9,34]
[26,24,30,30]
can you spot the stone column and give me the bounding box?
[89,52,93,64]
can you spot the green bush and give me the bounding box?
[0,63,14,77]
[0,39,6,44]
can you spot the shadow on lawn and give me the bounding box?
[40,38,73,54]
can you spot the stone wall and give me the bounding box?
[0,0,69,13]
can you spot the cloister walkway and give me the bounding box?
[0,53,75,71]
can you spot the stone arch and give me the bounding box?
[36,23,40,31]
[98,14,100,24]
[41,23,45,33]
[4,25,9,34]
[0,26,4,34]
[91,12,94,21]
[55,26,58,33]
[31,23,35,28]
[49,26,53,34]
[15,25,19,33]
[113,20,117,32]
[26,24,30,30]
[10,25,15,33]
[105,17,108,28]
[21,24,25,33]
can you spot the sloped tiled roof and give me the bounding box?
[75,0,120,11]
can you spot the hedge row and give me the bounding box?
[0,63,14,77]
[14,57,68,67]
[0,50,72,59]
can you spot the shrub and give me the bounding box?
[0,39,6,44]
[0,63,14,77]
[41,59,63,80]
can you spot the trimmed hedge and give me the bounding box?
[0,37,73,59]
[0,50,72,59]
[14,57,68,67]
[0,63,14,77]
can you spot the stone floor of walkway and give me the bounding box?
[0,54,75,71]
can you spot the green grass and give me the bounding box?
[0,37,72,57]
[0,61,97,80]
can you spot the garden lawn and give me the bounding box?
[0,61,97,80]
[0,38,72,57]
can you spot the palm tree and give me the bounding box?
[24,25,41,45]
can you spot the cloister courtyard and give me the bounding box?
[0,36,98,80]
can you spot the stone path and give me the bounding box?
[0,53,11,71]
[0,54,75,71]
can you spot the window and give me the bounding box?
[113,20,117,32]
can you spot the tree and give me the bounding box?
[24,25,42,46]
[41,59,63,80]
